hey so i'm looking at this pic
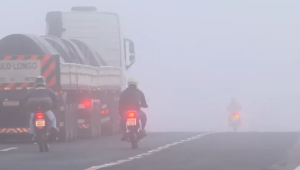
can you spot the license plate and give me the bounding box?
[35,120,45,127]
[232,117,239,122]
[3,101,19,106]
[126,118,137,126]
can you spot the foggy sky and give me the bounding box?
[1,0,300,131]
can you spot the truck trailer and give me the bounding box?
[0,6,136,142]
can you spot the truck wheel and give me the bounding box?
[58,123,70,142]
[69,125,74,142]
[97,123,102,137]
[61,127,69,142]
[71,104,77,141]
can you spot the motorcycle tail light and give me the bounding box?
[36,113,44,119]
[127,111,136,118]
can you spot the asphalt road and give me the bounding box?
[0,132,299,170]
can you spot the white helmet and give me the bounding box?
[128,78,138,87]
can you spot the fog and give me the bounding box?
[1,0,300,132]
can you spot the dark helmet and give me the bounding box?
[35,76,46,87]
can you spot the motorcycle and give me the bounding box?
[230,112,241,132]
[33,110,50,152]
[125,110,141,149]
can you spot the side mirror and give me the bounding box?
[129,54,135,63]
[124,38,135,70]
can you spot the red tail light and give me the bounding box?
[36,113,44,119]
[233,113,239,118]
[83,101,91,107]
[101,110,109,114]
[79,101,91,107]
[127,111,137,118]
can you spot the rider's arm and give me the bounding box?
[45,111,55,121]
[118,92,125,115]
[47,89,57,109]
[24,90,34,102]
[139,90,148,108]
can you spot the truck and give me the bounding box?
[0,6,136,142]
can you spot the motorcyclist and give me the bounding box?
[24,76,57,141]
[118,78,148,141]
[227,98,242,125]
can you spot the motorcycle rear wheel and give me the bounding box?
[44,143,49,152]
[128,131,138,149]
[39,143,44,152]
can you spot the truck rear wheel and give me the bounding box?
[59,107,71,142]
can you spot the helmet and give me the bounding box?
[35,76,46,87]
[231,97,236,103]
[127,78,138,87]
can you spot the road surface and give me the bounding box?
[0,132,300,170]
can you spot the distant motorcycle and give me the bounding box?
[33,110,50,152]
[230,112,241,132]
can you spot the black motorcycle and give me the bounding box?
[230,112,241,132]
[33,111,49,152]
[125,110,141,149]
[26,97,55,152]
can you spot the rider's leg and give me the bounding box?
[45,110,56,130]
[45,110,57,142]
[139,110,147,136]
[29,113,34,134]
[120,115,127,141]
[29,113,35,140]
[139,110,147,130]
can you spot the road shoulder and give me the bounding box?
[269,132,300,170]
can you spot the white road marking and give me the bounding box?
[0,147,18,151]
[294,166,300,170]
[84,131,223,170]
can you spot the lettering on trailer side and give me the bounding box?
[0,62,38,70]
[0,60,41,83]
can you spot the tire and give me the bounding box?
[61,107,70,142]
[72,104,78,141]
[97,122,102,137]
[61,125,69,142]
[129,131,138,149]
[38,133,49,152]
[37,132,45,152]
[88,112,97,138]
[69,121,74,142]
[39,143,44,152]
[44,143,49,152]
[132,140,138,149]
